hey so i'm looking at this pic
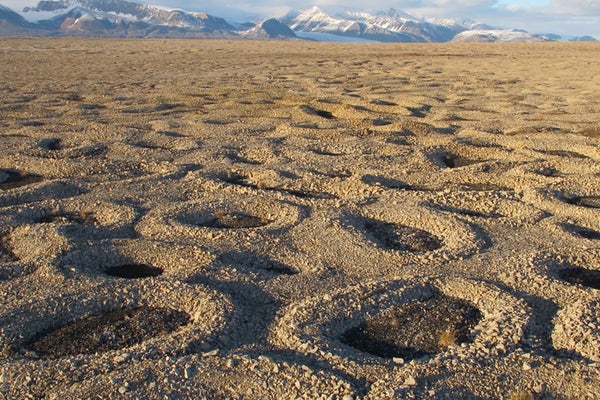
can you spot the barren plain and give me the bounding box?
[0,39,599,399]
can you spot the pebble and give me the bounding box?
[523,362,532,371]
[404,376,417,386]
[203,349,219,357]
[114,353,131,364]
[184,365,197,379]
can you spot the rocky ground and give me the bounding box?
[0,39,599,399]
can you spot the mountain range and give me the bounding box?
[0,1,596,42]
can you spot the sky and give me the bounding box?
[2,0,599,38]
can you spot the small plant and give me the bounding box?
[78,210,97,225]
[509,390,534,400]
[438,327,457,349]
[213,210,227,219]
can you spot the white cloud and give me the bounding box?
[548,0,600,15]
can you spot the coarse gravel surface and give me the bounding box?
[1,39,599,399]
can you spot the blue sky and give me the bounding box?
[3,0,599,38]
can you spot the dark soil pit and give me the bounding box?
[219,251,298,276]
[363,218,442,252]
[433,204,501,219]
[310,148,344,156]
[407,104,432,118]
[38,138,63,151]
[536,167,561,177]
[277,188,338,200]
[35,211,97,225]
[558,267,600,290]
[371,99,397,106]
[563,195,600,209]
[0,169,44,190]
[561,224,600,240]
[299,105,335,119]
[534,149,589,159]
[0,236,18,263]
[372,118,393,126]
[456,138,504,149]
[133,141,165,150]
[361,175,423,191]
[443,154,486,169]
[202,212,273,229]
[105,264,164,279]
[219,173,257,189]
[457,183,513,192]
[342,296,482,360]
[25,306,190,358]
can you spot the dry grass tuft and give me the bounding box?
[509,390,534,400]
[438,327,457,349]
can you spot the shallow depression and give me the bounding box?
[562,195,600,209]
[104,263,164,279]
[558,267,600,290]
[362,218,442,252]
[341,295,482,360]
[24,306,190,358]
[0,169,44,190]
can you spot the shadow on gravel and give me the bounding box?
[186,276,280,351]
[361,174,426,191]
[347,215,442,253]
[561,195,600,209]
[558,267,600,290]
[0,169,44,190]
[561,223,600,240]
[219,250,298,276]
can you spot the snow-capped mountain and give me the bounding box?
[452,29,552,43]
[280,6,541,43]
[0,3,30,27]
[280,6,429,42]
[21,0,233,29]
[0,1,564,41]
[241,18,297,40]
[0,0,235,37]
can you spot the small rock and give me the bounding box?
[203,349,219,357]
[114,352,131,364]
[523,362,532,371]
[184,365,197,379]
[393,357,405,364]
[118,386,128,394]
[226,358,236,368]
[404,376,417,386]
[342,395,354,400]
[533,383,546,394]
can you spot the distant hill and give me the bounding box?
[570,35,597,42]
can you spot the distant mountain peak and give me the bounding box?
[375,8,416,20]
[241,18,297,40]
